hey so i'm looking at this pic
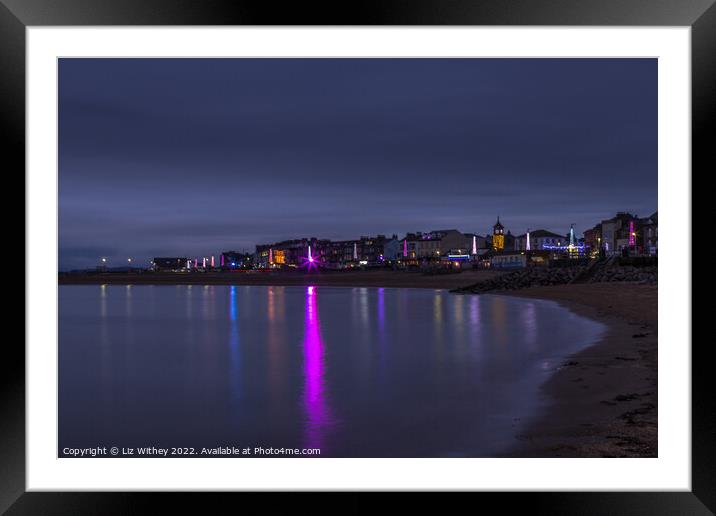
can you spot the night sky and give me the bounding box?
[59,58,656,271]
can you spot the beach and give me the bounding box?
[499,283,658,457]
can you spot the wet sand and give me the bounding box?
[497,283,658,457]
[58,269,504,290]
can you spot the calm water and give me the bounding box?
[59,285,604,457]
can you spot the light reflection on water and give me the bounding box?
[302,286,334,449]
[59,285,604,457]
[228,286,240,403]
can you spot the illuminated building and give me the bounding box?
[273,249,286,264]
[152,257,189,272]
[255,235,400,268]
[320,239,358,267]
[640,212,658,256]
[491,252,527,269]
[321,235,398,267]
[583,226,599,254]
[514,229,565,251]
[221,251,253,269]
[492,217,505,251]
[400,230,469,261]
[597,212,639,256]
[256,239,317,268]
[357,235,399,264]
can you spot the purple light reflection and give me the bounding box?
[302,286,334,450]
[228,286,241,402]
[522,301,537,351]
[377,288,385,332]
[468,295,482,349]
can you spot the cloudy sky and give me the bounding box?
[59,58,656,270]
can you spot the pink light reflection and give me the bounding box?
[302,286,334,450]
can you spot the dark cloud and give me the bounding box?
[59,58,657,270]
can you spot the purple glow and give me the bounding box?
[228,286,240,402]
[194,258,198,268]
[220,254,225,267]
[211,255,215,268]
[403,239,408,257]
[302,286,332,450]
[629,220,635,246]
[472,235,477,255]
[299,245,320,271]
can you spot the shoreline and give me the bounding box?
[58,269,504,290]
[496,283,657,457]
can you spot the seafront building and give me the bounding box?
[640,212,658,256]
[254,234,400,269]
[490,217,505,250]
[220,251,254,269]
[513,229,567,251]
[151,257,189,271]
[400,229,470,261]
[586,211,658,257]
[144,210,657,273]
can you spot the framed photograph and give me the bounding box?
[6,0,711,511]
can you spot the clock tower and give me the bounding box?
[492,217,505,251]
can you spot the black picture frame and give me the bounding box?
[4,0,711,512]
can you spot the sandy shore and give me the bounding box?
[496,283,658,457]
[58,269,504,290]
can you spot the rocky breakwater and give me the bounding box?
[452,267,586,294]
[589,265,657,285]
[452,264,657,294]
